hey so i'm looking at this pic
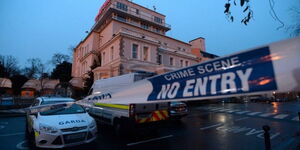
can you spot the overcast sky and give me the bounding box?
[0,0,299,69]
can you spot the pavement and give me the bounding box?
[0,101,300,150]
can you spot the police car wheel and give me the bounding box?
[26,128,36,148]
[25,122,32,143]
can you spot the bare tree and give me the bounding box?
[224,0,253,25]
[51,53,70,66]
[0,55,19,78]
[68,45,75,62]
[23,58,51,95]
[287,6,300,37]
[23,58,45,79]
[224,0,284,29]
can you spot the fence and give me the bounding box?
[0,97,34,110]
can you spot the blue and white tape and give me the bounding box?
[91,37,300,104]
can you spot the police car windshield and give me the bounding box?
[40,104,85,116]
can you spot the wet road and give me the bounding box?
[1,101,300,150]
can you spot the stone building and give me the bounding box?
[72,0,216,81]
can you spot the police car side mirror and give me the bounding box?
[85,107,90,112]
[30,112,38,118]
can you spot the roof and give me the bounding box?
[126,0,166,17]
[39,97,75,102]
[0,78,12,88]
[22,79,40,90]
[22,79,60,90]
[69,77,84,88]
[200,51,219,58]
[189,37,205,43]
[42,79,59,89]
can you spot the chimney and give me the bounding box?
[189,37,206,52]
[189,37,206,61]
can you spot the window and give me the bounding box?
[185,60,189,66]
[132,44,138,59]
[154,16,162,24]
[169,57,174,66]
[116,15,126,22]
[180,60,184,67]
[102,52,106,64]
[116,2,128,11]
[130,19,139,26]
[141,23,149,29]
[143,46,149,61]
[84,61,88,73]
[98,37,102,48]
[154,28,160,33]
[110,46,114,61]
[79,65,82,76]
[80,47,83,58]
[157,54,162,64]
[135,9,139,15]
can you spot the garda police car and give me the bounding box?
[26,97,97,148]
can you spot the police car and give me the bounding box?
[169,102,188,120]
[26,97,97,148]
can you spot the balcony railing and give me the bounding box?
[111,4,171,29]
[118,28,158,43]
[92,2,171,32]
[158,47,197,59]
[112,15,165,35]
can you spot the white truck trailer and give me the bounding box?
[81,73,173,135]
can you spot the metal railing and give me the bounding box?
[93,2,171,30]
[0,96,34,109]
[112,15,165,35]
[118,28,159,43]
[111,4,171,29]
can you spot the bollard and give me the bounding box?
[262,125,271,150]
[298,112,300,121]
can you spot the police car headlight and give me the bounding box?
[89,120,96,129]
[39,123,58,133]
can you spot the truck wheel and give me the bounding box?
[172,116,182,122]
[113,118,135,137]
[114,121,123,137]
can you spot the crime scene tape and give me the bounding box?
[7,37,299,113]
[88,37,300,104]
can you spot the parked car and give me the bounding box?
[26,97,97,148]
[0,94,14,106]
[169,101,188,120]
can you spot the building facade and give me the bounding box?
[72,0,214,80]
